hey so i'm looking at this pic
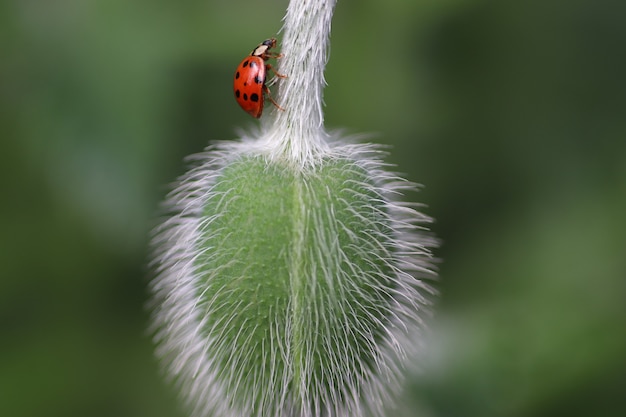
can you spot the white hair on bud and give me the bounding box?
[150,138,437,417]
[149,0,438,415]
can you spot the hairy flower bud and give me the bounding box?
[149,1,437,416]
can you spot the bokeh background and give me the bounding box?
[2,0,625,416]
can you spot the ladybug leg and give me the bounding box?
[265,52,283,60]
[266,63,287,79]
[263,84,284,111]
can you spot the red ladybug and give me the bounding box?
[233,38,285,118]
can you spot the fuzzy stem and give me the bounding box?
[263,0,336,164]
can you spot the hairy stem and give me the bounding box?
[263,0,337,164]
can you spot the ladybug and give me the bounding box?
[234,38,285,118]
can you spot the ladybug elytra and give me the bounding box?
[233,38,285,118]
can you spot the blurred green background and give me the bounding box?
[2,0,625,416]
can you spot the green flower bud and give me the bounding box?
[150,1,437,416]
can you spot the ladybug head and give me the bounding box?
[251,38,277,58]
[262,38,277,49]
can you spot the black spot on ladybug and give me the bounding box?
[254,76,262,84]
[243,93,248,101]
[243,82,247,86]
[235,90,240,98]
[250,93,259,102]
[235,72,240,79]
[243,60,249,67]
